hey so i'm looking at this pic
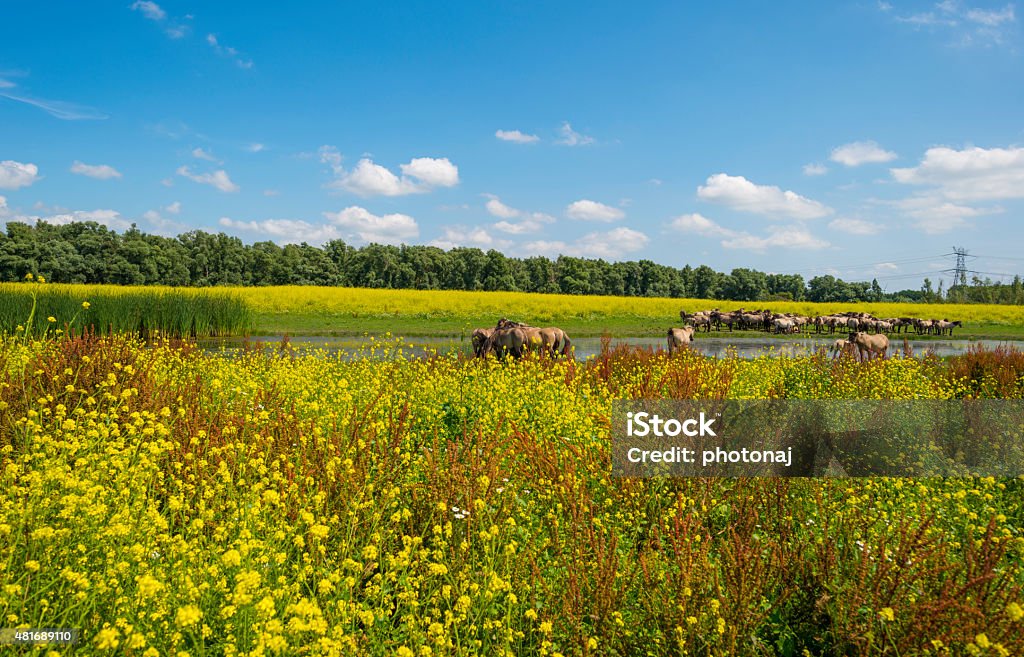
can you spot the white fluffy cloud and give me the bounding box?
[430,226,510,250]
[494,213,555,235]
[566,199,625,222]
[70,161,122,180]
[485,196,519,219]
[321,148,460,197]
[667,213,735,237]
[523,227,648,260]
[891,145,1024,200]
[828,218,885,235]
[556,122,595,146]
[890,195,1000,234]
[495,129,539,143]
[697,173,832,219]
[220,217,340,244]
[0,160,40,190]
[38,209,132,231]
[399,157,459,188]
[721,226,830,251]
[322,206,419,244]
[669,212,829,251]
[176,166,239,193]
[830,141,897,167]
[803,163,828,176]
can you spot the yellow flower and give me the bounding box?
[47,316,57,323]
[94,627,120,650]
[175,605,202,628]
[1008,601,1024,621]
[397,648,414,657]
[878,607,895,622]
[25,273,33,280]
[525,609,538,621]
[976,634,991,649]
[539,621,553,634]
[221,549,241,567]
[82,301,91,309]
[136,574,162,598]
[25,560,40,572]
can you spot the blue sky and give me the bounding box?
[2,1,1024,289]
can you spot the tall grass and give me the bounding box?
[0,283,252,337]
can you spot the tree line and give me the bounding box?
[3,221,1022,304]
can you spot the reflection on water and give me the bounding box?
[196,334,1024,360]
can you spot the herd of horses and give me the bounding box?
[474,307,966,361]
[472,319,573,359]
[679,309,963,336]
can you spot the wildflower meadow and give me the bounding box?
[1,324,1022,655]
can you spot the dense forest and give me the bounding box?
[4,221,1023,304]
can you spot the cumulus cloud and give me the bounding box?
[828,218,885,235]
[0,160,40,190]
[667,213,736,237]
[400,157,459,187]
[803,163,828,176]
[556,122,595,146]
[566,199,625,222]
[321,148,460,197]
[830,141,898,166]
[668,212,829,251]
[24,208,132,231]
[889,194,1000,234]
[493,213,555,235]
[697,173,832,219]
[485,196,519,219]
[891,145,1024,200]
[165,201,181,214]
[720,226,830,251]
[495,129,539,143]
[176,166,239,192]
[220,217,340,244]
[70,161,122,180]
[246,142,266,153]
[429,226,511,250]
[322,206,419,244]
[523,227,649,260]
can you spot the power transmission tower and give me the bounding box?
[951,246,968,300]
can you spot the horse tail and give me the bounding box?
[561,334,573,357]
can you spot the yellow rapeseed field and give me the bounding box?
[1,333,1022,656]
[235,286,1024,325]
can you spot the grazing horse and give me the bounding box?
[667,326,696,355]
[471,328,494,357]
[849,331,889,361]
